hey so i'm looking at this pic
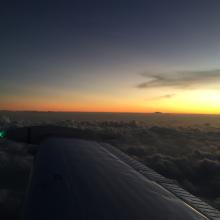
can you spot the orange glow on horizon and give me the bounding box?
[0,102,152,113]
[1,101,220,114]
[1,89,220,114]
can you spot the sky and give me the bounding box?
[1,0,220,114]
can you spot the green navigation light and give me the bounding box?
[0,131,6,138]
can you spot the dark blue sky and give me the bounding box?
[1,0,220,112]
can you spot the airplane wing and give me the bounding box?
[21,137,220,220]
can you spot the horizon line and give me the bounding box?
[1,110,220,116]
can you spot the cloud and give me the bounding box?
[137,69,220,89]
[158,94,175,99]
[146,93,176,101]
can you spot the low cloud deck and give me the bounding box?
[23,138,220,220]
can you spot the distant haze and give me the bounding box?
[1,111,220,127]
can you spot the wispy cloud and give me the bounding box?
[159,94,176,99]
[137,69,220,89]
[146,93,176,101]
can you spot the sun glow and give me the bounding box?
[1,85,220,114]
[145,89,220,114]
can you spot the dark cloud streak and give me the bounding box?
[159,94,175,99]
[145,94,176,101]
[137,69,220,89]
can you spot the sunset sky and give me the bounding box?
[1,0,220,114]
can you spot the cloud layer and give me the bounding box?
[137,69,220,89]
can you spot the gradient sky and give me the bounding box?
[1,0,220,113]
